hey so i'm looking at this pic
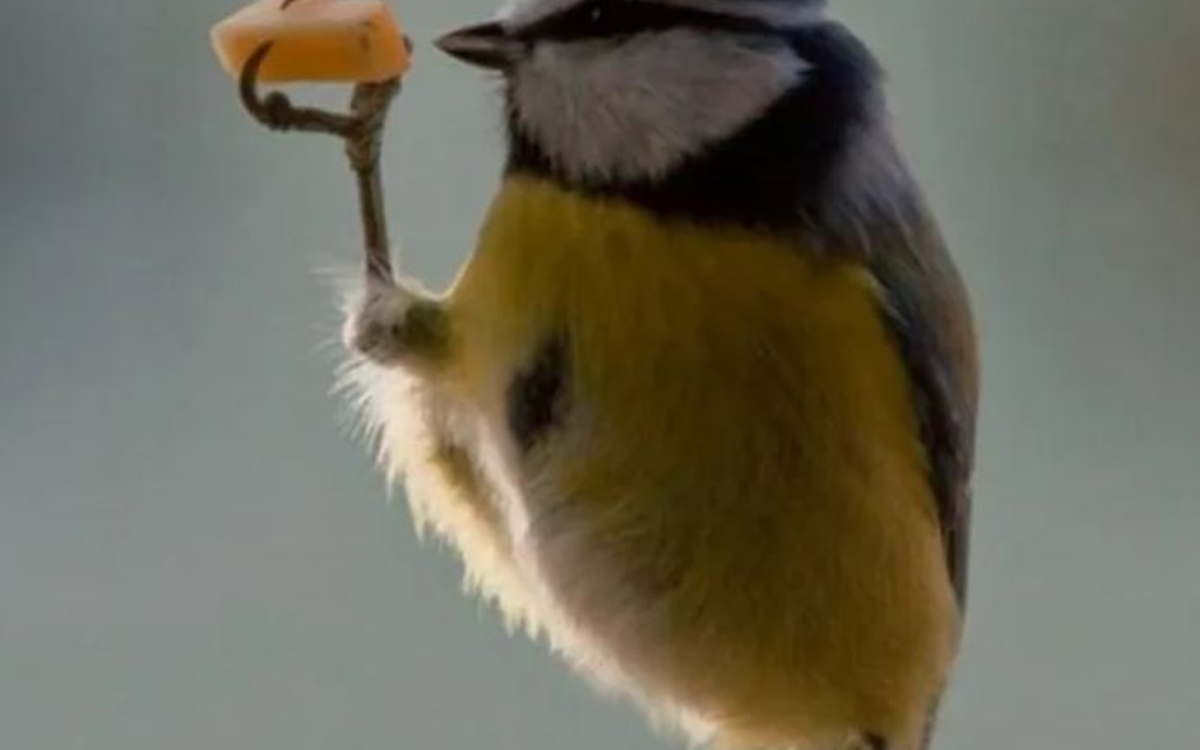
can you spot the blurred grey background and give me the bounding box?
[1,1,1197,749]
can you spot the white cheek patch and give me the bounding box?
[510,29,808,183]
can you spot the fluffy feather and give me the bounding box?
[337,7,975,750]
[338,178,960,750]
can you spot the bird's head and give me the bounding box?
[436,0,835,186]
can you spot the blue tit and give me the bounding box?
[339,1,979,749]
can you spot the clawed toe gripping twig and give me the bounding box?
[238,40,403,284]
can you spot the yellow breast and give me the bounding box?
[440,175,957,748]
[449,175,931,492]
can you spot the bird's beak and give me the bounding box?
[435,21,522,71]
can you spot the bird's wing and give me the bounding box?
[868,223,979,609]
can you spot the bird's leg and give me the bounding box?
[344,80,399,284]
[237,39,450,371]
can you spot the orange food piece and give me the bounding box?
[211,0,410,84]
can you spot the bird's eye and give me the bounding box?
[588,3,606,24]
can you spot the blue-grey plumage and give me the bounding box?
[339,2,978,749]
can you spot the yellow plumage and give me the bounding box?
[360,175,958,750]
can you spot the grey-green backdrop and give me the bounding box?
[1,1,1197,749]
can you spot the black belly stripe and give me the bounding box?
[507,337,569,453]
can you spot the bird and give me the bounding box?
[338,1,979,749]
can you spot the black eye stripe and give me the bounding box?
[518,1,779,42]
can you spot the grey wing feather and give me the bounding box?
[869,219,979,608]
[809,119,979,607]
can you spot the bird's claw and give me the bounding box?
[238,42,364,137]
[235,38,402,285]
[259,91,296,130]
